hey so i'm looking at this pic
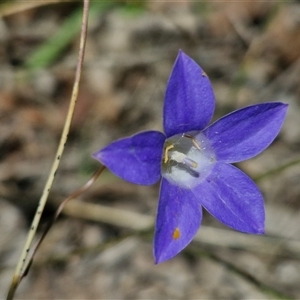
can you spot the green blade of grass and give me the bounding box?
[25,2,113,70]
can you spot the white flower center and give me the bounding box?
[162,132,216,189]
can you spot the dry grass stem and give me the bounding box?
[6,1,90,299]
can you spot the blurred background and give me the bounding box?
[0,0,300,298]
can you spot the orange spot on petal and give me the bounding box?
[172,227,181,240]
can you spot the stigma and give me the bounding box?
[162,132,215,189]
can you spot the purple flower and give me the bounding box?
[92,50,288,264]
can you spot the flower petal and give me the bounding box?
[202,102,288,163]
[92,131,165,185]
[163,50,215,138]
[192,163,264,234]
[154,178,202,264]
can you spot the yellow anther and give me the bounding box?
[189,160,198,168]
[164,144,174,163]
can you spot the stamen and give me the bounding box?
[164,144,174,163]
[183,134,201,150]
[170,151,198,169]
[185,158,198,168]
[162,132,215,189]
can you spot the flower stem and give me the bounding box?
[6,1,90,299]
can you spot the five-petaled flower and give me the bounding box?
[92,50,288,264]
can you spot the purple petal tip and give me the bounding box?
[153,179,202,264]
[92,131,165,185]
[163,50,215,137]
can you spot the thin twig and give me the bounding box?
[63,198,154,231]
[20,166,105,281]
[192,248,294,300]
[6,1,90,299]
[0,0,73,17]
[254,155,300,182]
[59,199,300,260]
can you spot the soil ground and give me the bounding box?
[1,1,300,299]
